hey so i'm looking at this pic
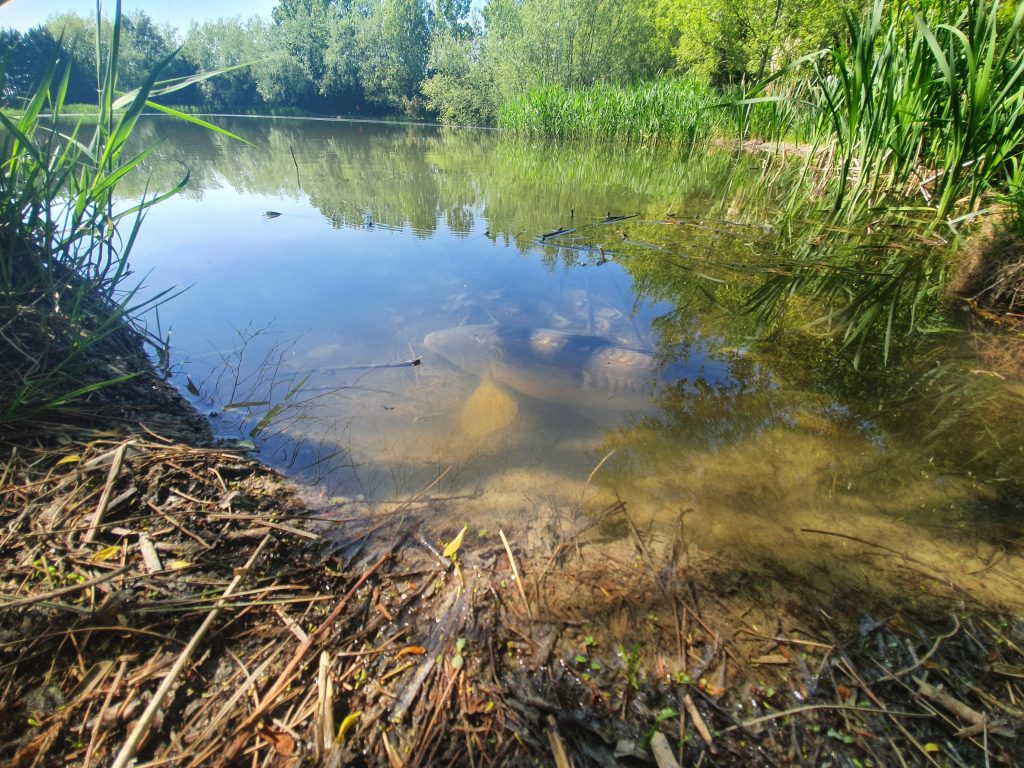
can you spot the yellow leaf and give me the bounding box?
[56,454,81,466]
[924,743,941,753]
[91,545,121,562]
[337,711,362,743]
[394,645,426,658]
[168,560,191,570]
[442,525,468,559]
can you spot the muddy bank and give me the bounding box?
[0,319,1022,766]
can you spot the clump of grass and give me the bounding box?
[751,0,1024,221]
[727,78,823,146]
[736,0,1024,364]
[498,75,723,149]
[0,0,243,426]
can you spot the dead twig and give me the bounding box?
[545,714,572,768]
[682,692,717,754]
[650,731,682,768]
[915,677,987,728]
[84,442,128,544]
[499,529,532,619]
[226,541,400,747]
[876,617,961,682]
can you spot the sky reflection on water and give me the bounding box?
[125,117,1024,610]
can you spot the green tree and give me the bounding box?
[183,17,267,109]
[119,11,186,89]
[263,0,364,110]
[480,0,670,97]
[355,0,431,113]
[655,0,861,84]
[421,26,498,124]
[41,11,191,102]
[44,13,102,103]
[0,28,66,105]
[429,0,472,36]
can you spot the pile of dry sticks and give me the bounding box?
[2,426,1023,767]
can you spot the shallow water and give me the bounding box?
[125,117,1024,609]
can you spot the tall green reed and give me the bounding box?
[748,0,1024,220]
[498,76,724,149]
[737,0,1024,365]
[0,1,245,424]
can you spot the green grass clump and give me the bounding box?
[736,0,1024,365]
[498,75,723,149]
[750,0,1024,221]
[0,2,242,427]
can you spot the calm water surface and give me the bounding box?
[126,117,1024,607]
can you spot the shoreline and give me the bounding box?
[1,316,1022,766]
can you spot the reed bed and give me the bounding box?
[749,0,1024,221]
[498,76,724,149]
[732,0,1024,363]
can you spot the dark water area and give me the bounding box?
[123,116,1024,608]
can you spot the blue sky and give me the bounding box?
[1,0,279,32]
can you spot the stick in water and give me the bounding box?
[499,529,532,619]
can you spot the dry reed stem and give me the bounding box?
[650,731,682,768]
[544,714,572,768]
[224,543,398,751]
[682,692,716,754]
[84,442,127,543]
[499,529,531,619]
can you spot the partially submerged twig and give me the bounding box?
[499,529,532,619]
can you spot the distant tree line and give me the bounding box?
[0,0,872,123]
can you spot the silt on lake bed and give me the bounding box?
[125,116,1024,610]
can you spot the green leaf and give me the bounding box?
[223,401,272,410]
[141,101,257,147]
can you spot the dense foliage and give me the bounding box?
[2,0,880,121]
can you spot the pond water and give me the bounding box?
[125,117,1024,609]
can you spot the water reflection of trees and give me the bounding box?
[612,287,1024,521]
[123,118,767,245]
[120,117,1023,515]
